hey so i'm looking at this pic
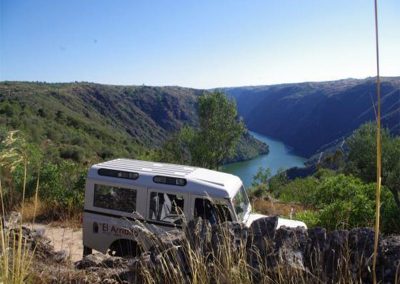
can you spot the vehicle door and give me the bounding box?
[190,195,233,225]
[146,188,188,230]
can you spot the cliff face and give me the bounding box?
[225,77,400,157]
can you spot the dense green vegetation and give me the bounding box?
[250,123,400,234]
[0,81,266,165]
[277,172,398,233]
[345,123,400,208]
[0,130,86,218]
[0,82,182,163]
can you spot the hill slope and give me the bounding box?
[224,77,400,157]
[0,82,267,163]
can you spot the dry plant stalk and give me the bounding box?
[128,218,369,284]
[0,131,39,284]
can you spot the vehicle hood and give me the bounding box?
[245,213,307,229]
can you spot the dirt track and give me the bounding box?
[32,224,83,262]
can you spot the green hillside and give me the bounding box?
[0,81,267,164]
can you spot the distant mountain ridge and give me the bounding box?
[0,82,267,163]
[3,77,398,163]
[223,77,400,157]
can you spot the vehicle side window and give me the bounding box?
[148,192,184,225]
[93,184,136,213]
[194,198,232,224]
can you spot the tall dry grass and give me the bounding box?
[0,180,38,283]
[0,131,39,283]
[125,219,377,284]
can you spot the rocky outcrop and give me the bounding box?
[3,213,399,283]
[105,217,399,283]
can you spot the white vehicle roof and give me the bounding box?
[88,159,243,199]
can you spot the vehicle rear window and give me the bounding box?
[93,184,137,212]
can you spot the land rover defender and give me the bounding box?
[82,159,306,256]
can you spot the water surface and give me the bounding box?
[221,131,307,188]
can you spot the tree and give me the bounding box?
[160,91,244,169]
[346,123,400,209]
[251,167,271,188]
[247,167,271,199]
[158,126,195,165]
[191,91,244,169]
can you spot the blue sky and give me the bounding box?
[1,0,399,88]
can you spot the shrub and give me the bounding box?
[295,210,320,228]
[346,123,400,209]
[277,173,400,233]
[0,131,42,210]
[247,167,271,200]
[60,145,84,162]
[38,161,86,218]
[251,167,271,188]
[268,171,289,195]
[248,184,268,200]
[278,177,319,205]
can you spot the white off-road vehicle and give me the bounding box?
[82,159,306,256]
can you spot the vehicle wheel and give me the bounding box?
[83,246,92,257]
[109,240,140,257]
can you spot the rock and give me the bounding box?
[54,250,69,263]
[274,227,308,271]
[75,253,108,269]
[348,228,376,283]
[249,216,278,239]
[307,227,327,252]
[75,253,133,283]
[30,226,45,238]
[7,212,397,283]
[304,227,327,271]
[379,235,400,283]
[247,216,278,261]
[75,253,128,270]
[6,211,22,228]
[323,230,350,282]
[102,255,128,268]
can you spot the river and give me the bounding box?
[221,131,307,188]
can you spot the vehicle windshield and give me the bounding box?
[232,186,250,221]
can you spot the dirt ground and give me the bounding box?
[252,199,307,218]
[32,224,84,262]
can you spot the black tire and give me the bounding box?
[109,240,140,257]
[83,246,92,257]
